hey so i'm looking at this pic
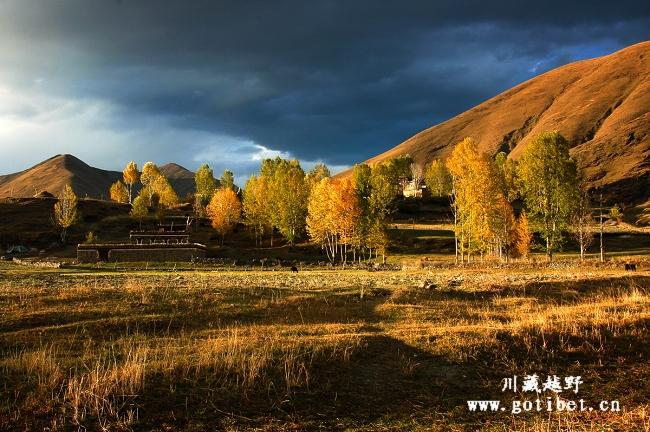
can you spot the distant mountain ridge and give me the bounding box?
[345,41,650,204]
[0,155,197,199]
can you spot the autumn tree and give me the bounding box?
[266,158,308,245]
[122,161,139,203]
[369,162,401,218]
[138,162,178,207]
[220,170,236,191]
[609,205,623,225]
[307,178,337,261]
[207,187,242,245]
[242,175,273,247]
[387,154,414,191]
[109,180,129,204]
[306,163,331,192]
[140,162,161,190]
[494,152,519,202]
[410,162,424,190]
[53,184,79,243]
[493,196,517,262]
[424,159,453,197]
[571,185,594,261]
[194,164,218,216]
[518,131,579,261]
[130,195,149,229]
[148,175,178,207]
[446,138,513,262]
[513,212,533,259]
[352,164,372,259]
[332,179,361,263]
[307,178,361,263]
[363,160,404,262]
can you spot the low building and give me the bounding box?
[402,180,427,198]
[77,216,206,263]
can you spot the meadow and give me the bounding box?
[1,260,649,431]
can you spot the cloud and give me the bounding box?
[0,0,648,177]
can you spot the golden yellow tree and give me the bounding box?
[446,138,506,261]
[307,178,337,261]
[149,175,179,207]
[109,180,129,203]
[137,162,178,208]
[122,161,139,203]
[243,175,273,247]
[140,162,160,186]
[207,187,242,245]
[53,184,79,243]
[331,179,361,263]
[307,178,361,263]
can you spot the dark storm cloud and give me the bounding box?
[0,0,649,174]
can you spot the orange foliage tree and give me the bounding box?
[207,187,242,245]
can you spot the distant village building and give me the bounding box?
[402,179,427,198]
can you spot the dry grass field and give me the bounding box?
[1,261,649,431]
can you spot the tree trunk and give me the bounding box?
[599,191,604,262]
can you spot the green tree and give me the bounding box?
[386,154,413,191]
[220,170,236,191]
[130,195,149,229]
[494,152,519,202]
[195,164,218,216]
[53,184,79,243]
[269,160,308,245]
[352,164,373,259]
[518,131,579,261]
[424,159,452,197]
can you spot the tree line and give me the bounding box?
[424,131,604,262]
[51,130,617,263]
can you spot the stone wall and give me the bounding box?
[77,249,100,263]
[108,248,206,262]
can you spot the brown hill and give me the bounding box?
[160,163,197,198]
[0,155,122,199]
[353,41,650,204]
[0,155,197,200]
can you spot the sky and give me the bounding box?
[0,1,649,184]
